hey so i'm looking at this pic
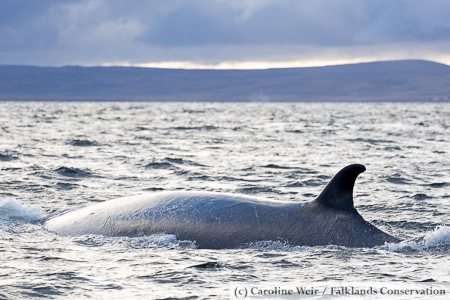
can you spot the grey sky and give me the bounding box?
[1,0,450,68]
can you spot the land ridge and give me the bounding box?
[1,60,449,102]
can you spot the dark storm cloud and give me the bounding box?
[1,0,450,65]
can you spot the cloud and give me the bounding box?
[49,0,146,49]
[141,0,360,47]
[1,0,450,67]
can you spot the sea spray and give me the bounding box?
[386,225,450,252]
[424,226,450,248]
[0,197,44,221]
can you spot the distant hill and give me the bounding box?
[0,60,449,101]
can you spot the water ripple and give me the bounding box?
[1,102,450,299]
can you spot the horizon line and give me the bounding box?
[2,58,449,70]
[99,58,450,70]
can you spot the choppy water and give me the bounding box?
[1,102,450,299]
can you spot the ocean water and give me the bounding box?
[1,102,450,299]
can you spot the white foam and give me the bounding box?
[385,240,423,252]
[0,197,45,221]
[245,240,310,251]
[423,225,450,248]
[385,225,450,252]
[70,233,198,249]
[125,233,198,249]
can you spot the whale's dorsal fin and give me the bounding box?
[315,164,366,212]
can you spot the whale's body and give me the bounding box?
[45,164,400,249]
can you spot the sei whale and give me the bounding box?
[44,164,401,249]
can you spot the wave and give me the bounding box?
[0,197,45,221]
[426,182,449,188]
[55,182,80,190]
[385,176,412,185]
[169,125,219,131]
[412,193,432,200]
[347,138,396,145]
[68,139,99,147]
[261,164,294,169]
[144,157,206,169]
[144,161,175,169]
[54,166,92,178]
[0,152,19,161]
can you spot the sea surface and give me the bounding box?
[1,102,450,299]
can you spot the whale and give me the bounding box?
[44,164,401,249]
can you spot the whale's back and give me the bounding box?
[44,191,298,248]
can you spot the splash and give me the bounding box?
[385,225,450,252]
[0,197,44,221]
[423,226,450,248]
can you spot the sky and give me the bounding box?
[1,0,450,69]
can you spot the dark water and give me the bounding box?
[1,102,449,299]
